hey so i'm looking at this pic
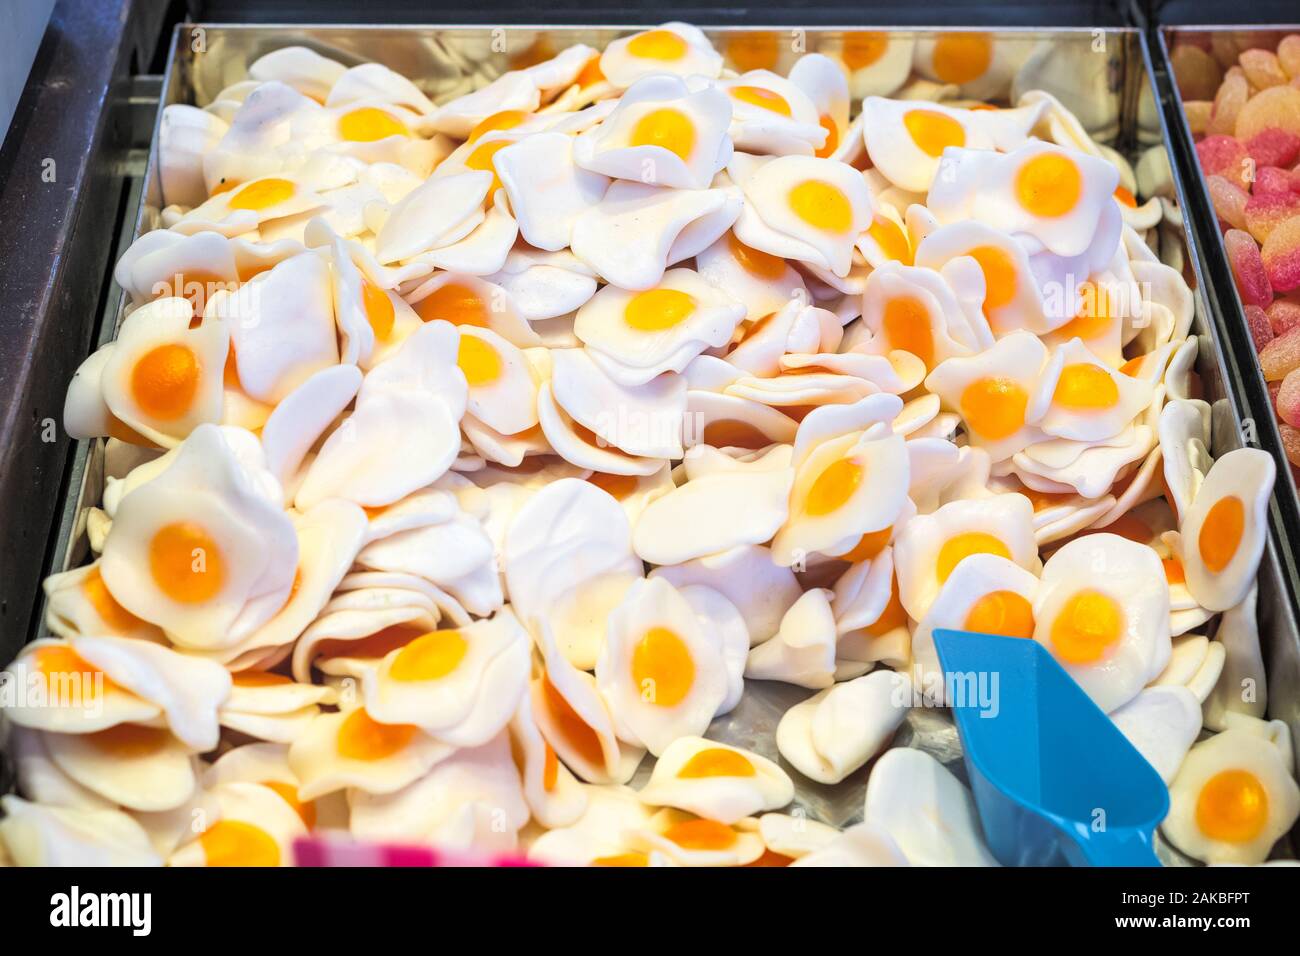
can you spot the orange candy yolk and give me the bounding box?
[727,231,786,279]
[903,109,966,158]
[1052,363,1119,410]
[542,743,560,792]
[81,566,142,632]
[1199,496,1245,574]
[663,818,736,851]
[630,627,695,707]
[931,32,993,84]
[388,629,468,682]
[31,645,116,700]
[937,532,1011,583]
[1196,770,1270,843]
[338,106,408,142]
[700,418,774,450]
[576,55,605,88]
[624,288,695,331]
[788,180,853,232]
[262,780,316,829]
[361,279,395,342]
[86,723,171,758]
[131,344,200,421]
[841,32,888,70]
[232,670,292,687]
[465,140,509,192]
[816,115,839,159]
[726,32,780,72]
[1055,282,1113,341]
[414,281,488,327]
[867,214,912,264]
[457,334,503,387]
[200,820,281,867]
[542,675,605,768]
[1050,590,1123,664]
[841,525,893,563]
[149,522,224,604]
[963,590,1035,638]
[627,29,688,61]
[678,747,756,779]
[804,456,865,517]
[960,377,1029,440]
[730,85,792,116]
[882,295,934,367]
[228,178,295,212]
[866,578,908,637]
[587,471,640,499]
[468,110,529,143]
[966,245,1017,314]
[1015,153,1082,218]
[336,708,417,761]
[629,108,696,161]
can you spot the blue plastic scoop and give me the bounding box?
[930,629,1168,867]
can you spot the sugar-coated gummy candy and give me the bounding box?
[1207,174,1250,231]
[1269,297,1300,335]
[1279,368,1300,427]
[1173,44,1224,101]
[1245,129,1300,169]
[1280,35,1300,79]
[1262,216,1300,293]
[1212,35,1248,70]
[1281,423,1300,467]
[1252,166,1300,197]
[1260,324,1300,381]
[1269,378,1283,409]
[1235,85,1300,140]
[1210,73,1250,138]
[1240,49,1289,90]
[1185,100,1212,136]
[1246,304,1274,351]
[1244,189,1300,243]
[1226,227,1274,306]
[1197,136,1251,190]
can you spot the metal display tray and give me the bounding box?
[25,24,1300,858]
[1152,23,1300,764]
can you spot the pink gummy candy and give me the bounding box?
[1246,129,1300,169]
[1244,189,1300,242]
[1208,174,1250,230]
[1252,166,1300,196]
[1281,423,1300,467]
[1270,297,1300,334]
[1262,218,1300,293]
[1269,378,1283,408]
[1279,368,1300,427]
[1197,135,1252,189]
[1246,304,1275,350]
[1225,228,1274,306]
[1260,323,1300,380]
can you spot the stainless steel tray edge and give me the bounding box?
[1148,25,1300,771]
[25,24,1300,857]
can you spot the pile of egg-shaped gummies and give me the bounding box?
[1179,34,1300,472]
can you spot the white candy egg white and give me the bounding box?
[776,670,911,784]
[1179,448,1274,613]
[1032,533,1171,713]
[595,577,729,756]
[637,736,793,824]
[863,746,999,866]
[729,153,873,277]
[1163,729,1300,865]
